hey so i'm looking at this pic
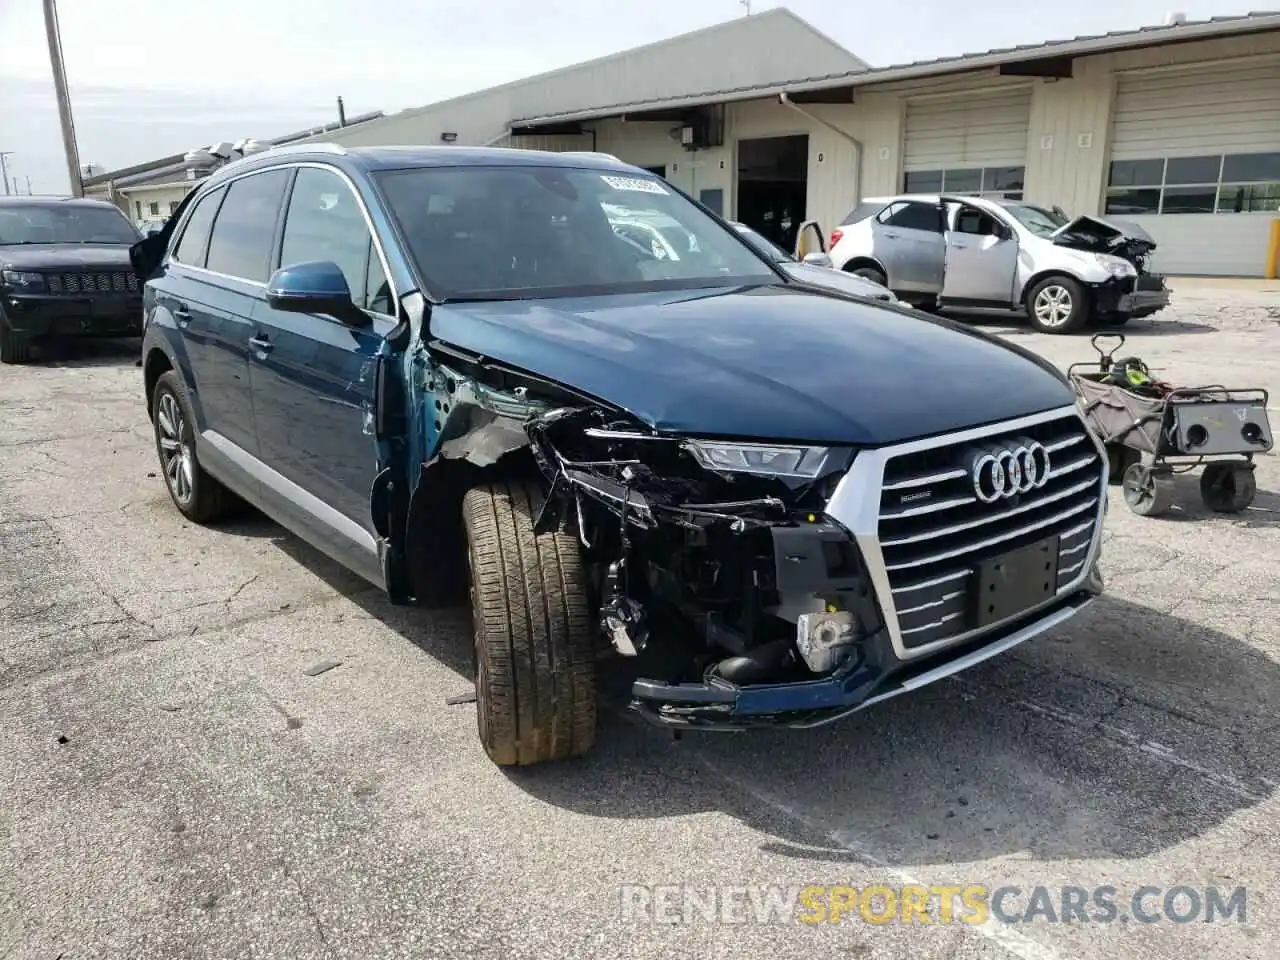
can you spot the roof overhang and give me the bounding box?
[510,11,1280,132]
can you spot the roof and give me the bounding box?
[202,143,638,186]
[315,8,867,145]
[82,110,387,189]
[0,194,121,208]
[513,10,1280,128]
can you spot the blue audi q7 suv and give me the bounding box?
[131,144,1108,767]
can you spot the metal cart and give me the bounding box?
[1068,333,1273,517]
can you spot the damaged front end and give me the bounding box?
[522,406,895,730]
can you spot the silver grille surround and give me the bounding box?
[822,404,1108,662]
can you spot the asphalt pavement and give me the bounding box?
[1,285,1277,959]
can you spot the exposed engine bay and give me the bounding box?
[425,351,883,695]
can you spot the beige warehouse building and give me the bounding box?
[92,8,1280,276]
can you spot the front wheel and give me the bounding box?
[151,371,234,523]
[848,264,888,288]
[462,480,598,766]
[1199,462,1256,513]
[1027,276,1089,334]
[0,318,33,364]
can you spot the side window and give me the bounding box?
[955,206,998,236]
[171,186,225,267]
[279,167,387,312]
[204,169,291,283]
[879,201,942,233]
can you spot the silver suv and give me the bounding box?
[828,194,1171,334]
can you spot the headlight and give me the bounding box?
[1092,254,1136,278]
[683,439,831,479]
[1,270,46,292]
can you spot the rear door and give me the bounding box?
[248,164,398,582]
[870,200,945,292]
[940,202,1019,305]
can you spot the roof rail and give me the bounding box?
[263,142,349,157]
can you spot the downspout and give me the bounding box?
[778,90,864,217]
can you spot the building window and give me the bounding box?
[1106,152,1280,215]
[169,200,180,214]
[135,200,142,218]
[902,166,1024,200]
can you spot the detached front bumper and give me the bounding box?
[630,563,1102,731]
[3,293,144,338]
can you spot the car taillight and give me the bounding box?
[829,228,843,248]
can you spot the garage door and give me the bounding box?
[902,85,1032,198]
[1106,59,1280,276]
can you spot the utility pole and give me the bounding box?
[25,176,33,195]
[43,0,84,197]
[337,95,347,127]
[0,152,12,195]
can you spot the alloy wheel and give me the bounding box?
[156,391,195,506]
[1033,284,1074,328]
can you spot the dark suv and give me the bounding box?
[0,195,143,363]
[132,144,1108,767]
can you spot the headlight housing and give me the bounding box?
[682,439,831,479]
[1092,253,1137,278]
[1,269,47,292]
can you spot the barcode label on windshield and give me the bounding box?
[601,175,669,195]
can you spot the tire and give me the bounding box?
[1104,444,1139,485]
[1199,462,1256,513]
[0,318,33,364]
[462,480,597,766]
[848,264,888,288]
[1026,276,1089,334]
[151,370,234,523]
[1122,462,1175,517]
[1099,313,1130,326]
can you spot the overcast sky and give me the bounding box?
[0,0,1261,195]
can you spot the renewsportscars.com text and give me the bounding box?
[619,883,1247,926]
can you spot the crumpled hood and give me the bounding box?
[1051,215,1157,253]
[0,243,134,271]
[428,284,1073,446]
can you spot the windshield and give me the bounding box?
[375,166,778,299]
[1000,202,1070,239]
[732,223,793,263]
[0,203,140,245]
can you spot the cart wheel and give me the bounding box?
[1199,462,1256,513]
[1105,444,1139,485]
[1122,462,1175,517]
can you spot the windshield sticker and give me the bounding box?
[600,175,669,195]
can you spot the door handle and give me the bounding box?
[248,334,273,353]
[173,306,191,325]
[883,231,901,239]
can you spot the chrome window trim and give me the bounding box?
[167,160,400,321]
[823,403,1108,662]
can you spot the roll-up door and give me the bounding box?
[902,86,1033,198]
[1106,59,1280,276]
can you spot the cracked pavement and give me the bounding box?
[1,283,1278,959]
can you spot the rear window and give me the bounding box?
[839,202,885,226]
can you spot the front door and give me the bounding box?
[941,203,1019,305]
[248,165,398,580]
[870,200,945,293]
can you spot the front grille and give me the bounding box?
[46,271,139,295]
[1135,273,1165,291]
[874,411,1103,652]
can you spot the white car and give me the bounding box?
[729,221,899,304]
[827,194,1171,333]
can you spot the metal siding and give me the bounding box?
[1110,58,1280,158]
[903,86,1033,170]
[1121,214,1276,276]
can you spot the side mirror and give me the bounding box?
[266,260,367,325]
[802,252,835,269]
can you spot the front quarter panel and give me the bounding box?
[141,269,200,422]
[1015,237,1110,300]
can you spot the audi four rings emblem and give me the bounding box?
[966,439,1052,503]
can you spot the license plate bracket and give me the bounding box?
[974,536,1059,628]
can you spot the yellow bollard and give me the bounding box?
[1267,218,1280,280]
